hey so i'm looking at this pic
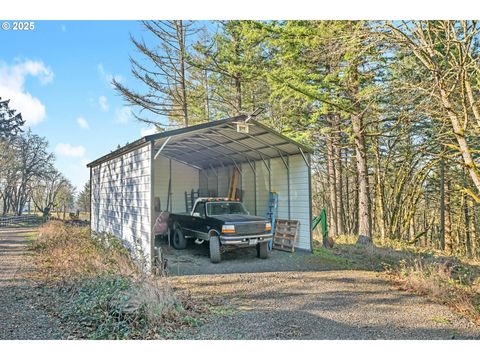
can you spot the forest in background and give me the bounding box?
[114,20,480,256]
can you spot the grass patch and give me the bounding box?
[31,221,203,339]
[24,231,38,245]
[312,247,357,268]
[206,304,236,316]
[429,316,453,325]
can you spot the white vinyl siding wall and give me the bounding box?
[288,155,311,250]
[91,143,152,267]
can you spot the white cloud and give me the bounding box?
[98,95,109,112]
[140,126,157,137]
[115,106,132,124]
[55,143,86,157]
[0,59,53,125]
[97,63,124,87]
[76,117,89,129]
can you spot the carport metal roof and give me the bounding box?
[87,115,313,170]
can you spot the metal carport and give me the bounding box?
[88,115,313,270]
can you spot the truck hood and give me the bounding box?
[209,214,268,223]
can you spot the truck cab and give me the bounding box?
[168,197,272,263]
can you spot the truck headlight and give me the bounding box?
[222,225,235,234]
[265,222,272,231]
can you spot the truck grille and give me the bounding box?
[235,222,266,235]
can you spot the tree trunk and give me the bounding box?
[333,114,345,235]
[326,122,338,238]
[438,86,480,197]
[444,176,453,254]
[344,150,352,234]
[440,158,446,251]
[177,20,189,127]
[352,113,372,244]
[353,155,359,235]
[465,195,472,257]
[423,192,428,247]
[409,216,416,244]
[234,76,242,115]
[204,69,210,121]
[373,132,386,243]
[471,200,478,257]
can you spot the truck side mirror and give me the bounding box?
[193,212,201,217]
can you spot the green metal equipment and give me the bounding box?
[312,208,328,242]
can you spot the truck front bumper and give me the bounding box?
[219,233,273,245]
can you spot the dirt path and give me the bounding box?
[0,227,68,340]
[171,271,480,340]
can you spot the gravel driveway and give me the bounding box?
[165,242,480,340]
[0,228,69,340]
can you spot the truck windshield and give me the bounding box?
[206,202,248,216]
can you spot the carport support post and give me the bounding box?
[169,159,172,212]
[245,159,257,215]
[268,159,272,194]
[253,161,257,215]
[287,155,291,220]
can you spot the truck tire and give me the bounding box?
[257,241,268,259]
[209,235,221,263]
[172,227,187,249]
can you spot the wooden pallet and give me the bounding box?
[273,219,300,252]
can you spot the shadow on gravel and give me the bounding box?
[160,239,363,276]
[185,308,476,340]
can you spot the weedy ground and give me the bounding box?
[31,221,208,339]
[313,236,480,325]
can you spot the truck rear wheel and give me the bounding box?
[209,235,221,263]
[257,241,268,259]
[172,227,187,249]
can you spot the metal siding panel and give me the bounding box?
[271,158,289,219]
[242,165,255,214]
[288,154,311,250]
[153,155,170,211]
[217,166,231,197]
[170,159,200,212]
[255,160,269,216]
[270,155,311,251]
[91,143,152,268]
[153,155,199,213]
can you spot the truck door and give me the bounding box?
[192,201,209,236]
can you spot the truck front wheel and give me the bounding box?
[257,241,268,259]
[172,227,187,249]
[209,235,221,263]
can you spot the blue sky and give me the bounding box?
[0,21,170,191]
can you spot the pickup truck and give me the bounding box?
[168,197,272,263]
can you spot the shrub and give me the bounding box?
[32,221,200,339]
[385,256,480,325]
